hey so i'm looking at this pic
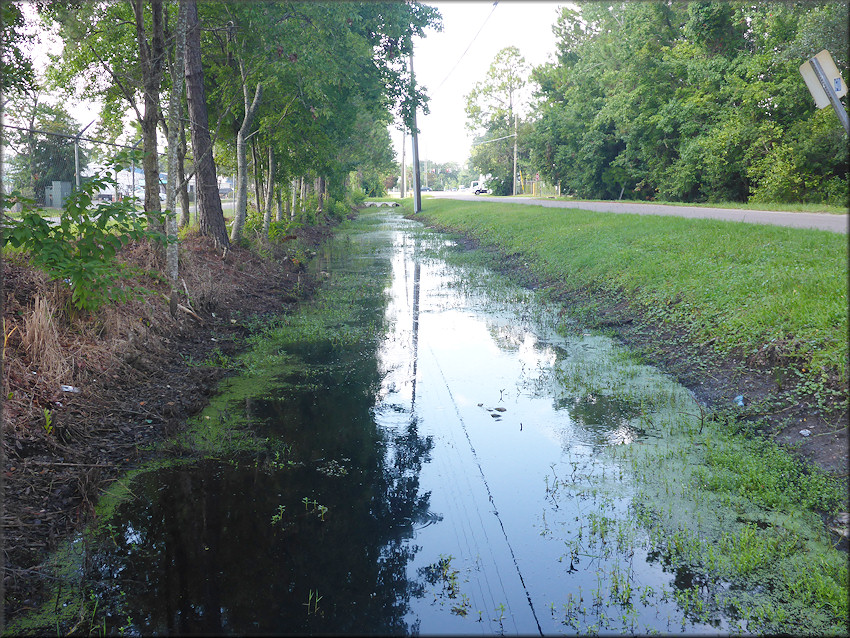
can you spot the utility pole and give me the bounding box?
[512,112,518,196]
[410,50,422,213]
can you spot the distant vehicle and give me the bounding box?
[421,186,432,192]
[471,180,489,195]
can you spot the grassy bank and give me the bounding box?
[529,197,847,215]
[415,199,848,406]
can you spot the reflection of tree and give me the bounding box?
[86,341,435,636]
[556,394,647,449]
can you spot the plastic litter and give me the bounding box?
[733,395,745,407]
[799,429,811,437]
[60,385,81,393]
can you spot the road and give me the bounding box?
[428,191,848,234]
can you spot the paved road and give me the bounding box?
[429,192,848,234]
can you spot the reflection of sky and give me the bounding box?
[368,223,716,635]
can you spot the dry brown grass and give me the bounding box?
[20,294,72,388]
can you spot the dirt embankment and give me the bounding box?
[2,223,333,624]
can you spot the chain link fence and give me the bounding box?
[0,124,209,215]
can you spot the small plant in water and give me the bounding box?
[304,589,323,616]
[270,504,286,526]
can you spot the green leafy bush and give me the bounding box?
[3,169,170,312]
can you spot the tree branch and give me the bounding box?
[86,43,143,123]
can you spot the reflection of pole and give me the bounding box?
[401,133,406,198]
[410,51,422,214]
[411,255,420,408]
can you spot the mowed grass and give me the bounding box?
[416,199,848,388]
[541,197,847,215]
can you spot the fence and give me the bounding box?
[1,123,141,206]
[0,123,230,218]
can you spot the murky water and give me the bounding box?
[80,211,843,635]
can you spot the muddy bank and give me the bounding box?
[414,217,848,480]
[2,223,333,625]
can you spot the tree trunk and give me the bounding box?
[251,135,263,215]
[132,0,165,228]
[283,178,298,220]
[177,126,190,227]
[183,0,229,250]
[263,144,274,237]
[165,0,187,283]
[316,176,324,214]
[230,73,262,244]
[276,189,283,223]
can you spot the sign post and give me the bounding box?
[799,49,849,134]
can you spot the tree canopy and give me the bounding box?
[525,1,848,205]
[39,1,441,224]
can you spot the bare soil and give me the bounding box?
[2,223,332,625]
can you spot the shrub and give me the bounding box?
[2,169,171,312]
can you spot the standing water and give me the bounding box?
[76,210,844,635]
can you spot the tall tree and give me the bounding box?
[465,46,528,195]
[131,0,166,221]
[164,0,187,282]
[183,0,228,249]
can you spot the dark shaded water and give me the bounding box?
[85,212,738,635]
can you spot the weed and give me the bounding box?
[303,589,323,616]
[43,408,54,435]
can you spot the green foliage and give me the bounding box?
[326,198,351,220]
[2,168,171,312]
[465,46,529,194]
[348,184,367,206]
[0,2,34,92]
[528,1,849,206]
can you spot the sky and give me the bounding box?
[21,1,566,167]
[397,1,565,166]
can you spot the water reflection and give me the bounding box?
[88,237,435,635]
[556,393,648,446]
[83,211,745,636]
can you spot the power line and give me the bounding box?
[432,2,499,94]
[471,132,515,147]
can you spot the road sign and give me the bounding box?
[800,50,847,109]
[799,49,849,133]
